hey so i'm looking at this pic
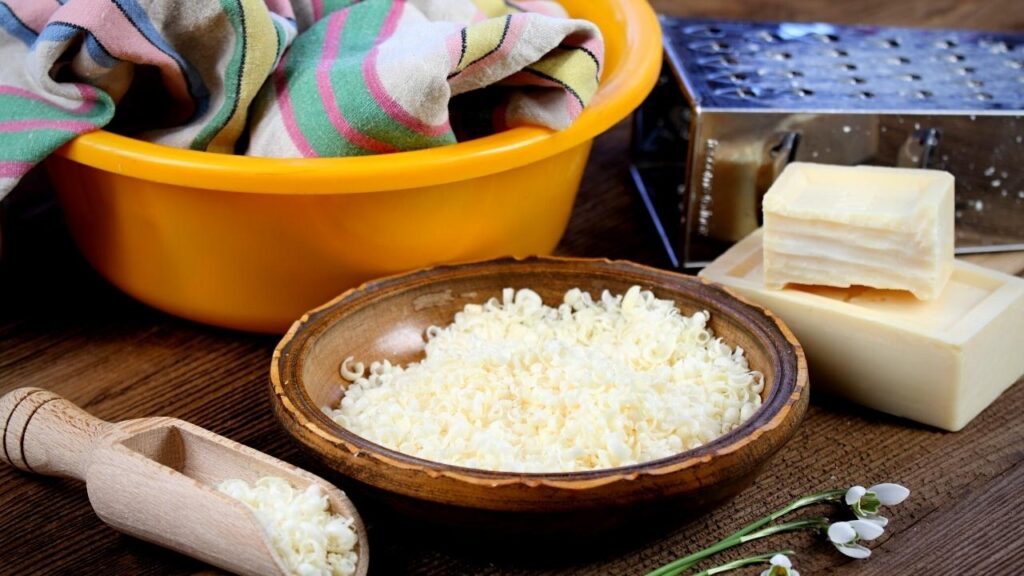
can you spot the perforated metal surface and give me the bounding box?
[632,18,1024,267]
[663,18,1024,112]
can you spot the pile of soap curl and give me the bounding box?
[328,286,765,473]
[218,477,358,576]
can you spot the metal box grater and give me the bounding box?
[632,17,1024,268]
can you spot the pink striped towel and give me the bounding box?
[0,0,603,196]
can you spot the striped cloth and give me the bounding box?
[0,0,603,196]
[247,0,603,157]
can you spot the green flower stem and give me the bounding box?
[651,518,826,576]
[738,517,830,544]
[644,489,844,576]
[691,550,794,576]
[723,489,844,543]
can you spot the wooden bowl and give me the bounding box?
[270,257,807,537]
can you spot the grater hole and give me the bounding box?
[671,21,1021,110]
[988,41,1010,54]
[684,24,725,38]
[689,40,732,53]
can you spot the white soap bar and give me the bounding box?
[700,229,1024,431]
[762,163,955,301]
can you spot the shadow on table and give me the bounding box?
[320,473,751,574]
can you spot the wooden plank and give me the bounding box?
[841,461,1024,576]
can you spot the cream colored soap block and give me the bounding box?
[700,229,1024,431]
[763,163,955,300]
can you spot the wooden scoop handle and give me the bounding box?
[0,387,108,481]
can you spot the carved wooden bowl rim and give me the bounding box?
[270,256,807,491]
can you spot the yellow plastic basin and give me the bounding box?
[46,0,662,333]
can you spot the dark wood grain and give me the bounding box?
[2,2,1024,575]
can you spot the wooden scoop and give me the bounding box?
[0,387,369,576]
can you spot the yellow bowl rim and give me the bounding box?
[50,0,662,195]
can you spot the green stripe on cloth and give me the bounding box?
[321,0,362,16]
[331,0,455,151]
[0,89,112,164]
[0,129,89,160]
[0,94,108,123]
[282,17,365,156]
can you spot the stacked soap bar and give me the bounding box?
[762,163,955,301]
[700,229,1024,432]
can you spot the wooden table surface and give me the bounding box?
[3,2,1023,575]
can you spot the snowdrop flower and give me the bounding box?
[845,483,910,527]
[828,520,884,559]
[760,554,799,576]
